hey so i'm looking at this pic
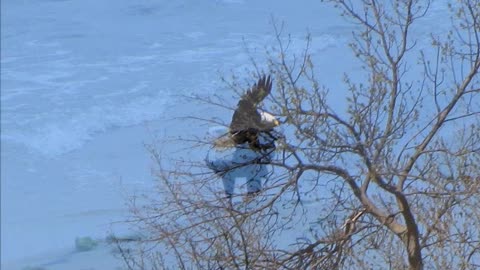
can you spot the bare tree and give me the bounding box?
[119,0,479,269]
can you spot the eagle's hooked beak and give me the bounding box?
[260,111,280,127]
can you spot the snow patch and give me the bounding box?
[3,92,173,157]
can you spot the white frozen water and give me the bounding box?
[1,0,345,158]
[1,0,451,269]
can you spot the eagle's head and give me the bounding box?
[260,111,280,129]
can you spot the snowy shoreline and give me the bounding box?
[2,121,159,269]
[2,0,451,268]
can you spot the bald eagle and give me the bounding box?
[229,75,279,150]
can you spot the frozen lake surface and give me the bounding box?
[1,0,449,268]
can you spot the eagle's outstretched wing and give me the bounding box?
[243,74,272,106]
[229,75,275,145]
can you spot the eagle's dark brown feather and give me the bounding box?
[229,75,273,146]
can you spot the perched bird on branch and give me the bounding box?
[229,75,279,150]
